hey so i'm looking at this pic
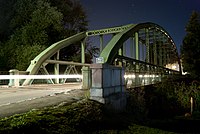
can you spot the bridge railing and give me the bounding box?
[0,69,83,87]
[115,55,181,88]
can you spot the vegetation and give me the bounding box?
[0,0,98,71]
[0,100,103,134]
[0,99,178,134]
[1,1,200,134]
[1,77,200,133]
[148,77,200,117]
[181,11,200,79]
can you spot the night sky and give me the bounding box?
[80,0,200,54]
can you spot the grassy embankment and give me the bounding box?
[1,77,200,133]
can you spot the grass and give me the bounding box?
[0,100,103,134]
[1,77,200,133]
[0,98,195,134]
[0,99,181,134]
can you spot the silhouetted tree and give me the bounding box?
[181,11,200,79]
[0,0,64,70]
[0,0,97,71]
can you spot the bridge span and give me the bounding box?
[0,22,182,111]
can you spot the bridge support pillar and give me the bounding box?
[90,64,126,112]
[82,66,91,89]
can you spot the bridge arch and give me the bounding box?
[22,32,87,85]
[21,22,181,86]
[100,22,180,68]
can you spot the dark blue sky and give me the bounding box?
[80,0,200,54]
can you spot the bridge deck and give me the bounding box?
[0,83,86,118]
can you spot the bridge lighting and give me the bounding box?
[139,75,143,78]
[165,63,179,71]
[124,74,135,79]
[172,65,176,70]
[152,75,158,78]
[0,75,83,80]
[124,74,160,79]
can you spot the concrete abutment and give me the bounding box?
[89,64,127,112]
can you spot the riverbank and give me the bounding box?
[1,98,200,133]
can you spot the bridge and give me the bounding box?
[0,22,181,111]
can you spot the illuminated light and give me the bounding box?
[131,75,136,78]
[139,75,143,78]
[124,74,161,78]
[172,65,176,69]
[124,75,128,79]
[124,74,135,79]
[0,75,83,80]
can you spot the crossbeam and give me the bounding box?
[86,24,134,36]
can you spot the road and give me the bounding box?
[0,83,86,118]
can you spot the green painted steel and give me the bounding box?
[100,22,179,65]
[130,37,134,58]
[81,39,86,64]
[100,35,104,52]
[153,29,157,65]
[86,24,133,36]
[22,32,87,85]
[54,51,59,84]
[100,24,136,63]
[135,32,139,61]
[21,22,181,86]
[145,28,150,63]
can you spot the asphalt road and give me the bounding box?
[0,83,86,118]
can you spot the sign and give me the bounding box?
[96,57,104,63]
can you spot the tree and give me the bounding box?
[49,0,88,36]
[0,0,98,71]
[181,11,200,78]
[49,0,93,62]
[0,0,64,70]
[0,0,16,42]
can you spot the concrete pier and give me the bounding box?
[90,64,127,112]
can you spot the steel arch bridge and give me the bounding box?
[21,22,181,87]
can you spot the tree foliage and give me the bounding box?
[181,11,200,79]
[0,0,97,71]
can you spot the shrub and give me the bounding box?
[126,87,148,121]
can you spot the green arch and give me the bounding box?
[100,22,179,64]
[22,32,86,85]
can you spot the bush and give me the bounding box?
[126,87,148,121]
[127,77,200,119]
[175,81,200,112]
